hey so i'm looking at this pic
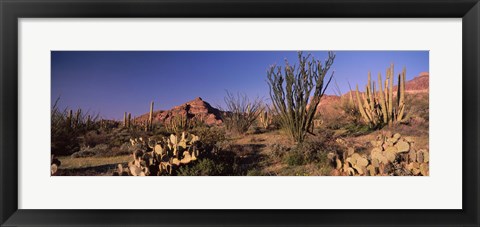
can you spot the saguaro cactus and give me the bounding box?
[354,64,406,127]
[66,109,73,128]
[123,112,128,128]
[74,109,81,128]
[127,113,131,128]
[148,101,154,131]
[86,115,91,129]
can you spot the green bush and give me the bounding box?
[177,158,226,176]
[282,139,331,166]
[283,150,306,166]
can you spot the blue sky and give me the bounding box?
[51,51,428,120]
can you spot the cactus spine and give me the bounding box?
[355,64,407,127]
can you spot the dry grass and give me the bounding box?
[58,155,131,170]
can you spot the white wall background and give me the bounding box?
[18,18,462,209]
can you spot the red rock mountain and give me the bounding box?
[135,97,223,126]
[403,72,429,93]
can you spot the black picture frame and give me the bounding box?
[1,0,479,226]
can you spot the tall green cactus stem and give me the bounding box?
[74,109,81,129]
[148,101,154,131]
[86,115,91,129]
[66,109,73,128]
[123,112,127,128]
[355,64,407,128]
[127,113,131,128]
[387,64,394,124]
[396,67,406,122]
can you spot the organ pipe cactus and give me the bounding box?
[259,110,270,129]
[354,64,406,128]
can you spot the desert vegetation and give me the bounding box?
[51,51,429,176]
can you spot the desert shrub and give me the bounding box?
[282,136,333,167]
[114,142,137,156]
[266,52,335,143]
[191,126,226,151]
[71,144,110,158]
[283,149,306,166]
[51,105,79,156]
[177,158,226,176]
[269,144,289,157]
[406,93,429,122]
[82,130,109,147]
[343,123,372,136]
[220,91,263,134]
[246,168,265,176]
[51,97,101,156]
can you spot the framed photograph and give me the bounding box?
[1,0,479,226]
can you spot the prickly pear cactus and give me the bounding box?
[334,132,429,176]
[116,132,203,176]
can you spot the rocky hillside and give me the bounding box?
[403,72,429,93]
[135,97,223,126]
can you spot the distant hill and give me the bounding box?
[402,72,429,93]
[135,97,223,126]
